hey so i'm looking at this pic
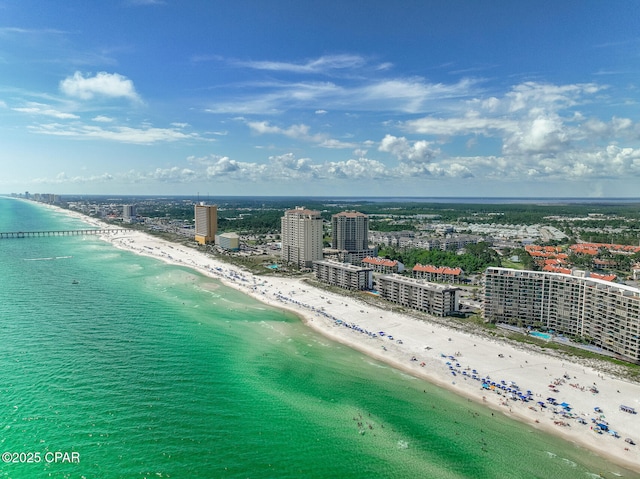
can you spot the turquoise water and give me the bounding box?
[0,197,638,478]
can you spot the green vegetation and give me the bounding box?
[217,210,283,234]
[499,247,538,270]
[369,221,416,232]
[379,242,501,273]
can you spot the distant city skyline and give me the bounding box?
[2,1,640,197]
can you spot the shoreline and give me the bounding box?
[41,203,640,473]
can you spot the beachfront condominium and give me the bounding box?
[194,203,218,245]
[483,267,640,363]
[377,274,460,317]
[281,206,323,268]
[313,259,373,291]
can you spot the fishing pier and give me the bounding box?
[0,229,129,239]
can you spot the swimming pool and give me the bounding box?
[529,331,551,340]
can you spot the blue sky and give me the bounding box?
[2,0,640,197]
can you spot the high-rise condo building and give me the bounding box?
[328,211,376,265]
[194,203,218,245]
[281,206,323,268]
[483,267,640,362]
[122,204,136,223]
[331,211,369,251]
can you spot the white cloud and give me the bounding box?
[359,77,478,113]
[247,120,355,148]
[92,115,114,122]
[60,71,141,102]
[28,122,203,144]
[324,158,389,179]
[378,135,438,163]
[404,112,517,136]
[233,54,368,74]
[502,114,569,155]
[186,155,267,181]
[12,102,79,119]
[505,82,603,113]
[150,167,197,182]
[32,172,114,185]
[394,80,640,184]
[205,76,478,115]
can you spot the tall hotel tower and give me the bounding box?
[194,203,218,245]
[331,211,369,251]
[122,204,136,223]
[281,206,323,268]
[330,211,376,264]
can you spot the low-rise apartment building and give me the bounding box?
[483,267,640,363]
[313,260,373,291]
[377,274,460,317]
[362,257,404,274]
[413,264,464,283]
[323,248,378,266]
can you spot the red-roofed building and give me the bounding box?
[362,256,404,274]
[542,265,572,274]
[540,265,617,282]
[589,272,617,282]
[412,264,463,283]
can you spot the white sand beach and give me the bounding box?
[58,209,640,473]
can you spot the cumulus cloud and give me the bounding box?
[505,82,603,113]
[32,172,114,185]
[325,158,389,179]
[60,71,141,102]
[393,79,640,184]
[186,155,267,181]
[502,114,569,155]
[378,134,438,163]
[149,167,197,182]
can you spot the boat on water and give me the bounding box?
[71,280,79,284]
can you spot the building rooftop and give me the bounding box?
[379,273,459,292]
[362,257,398,267]
[333,211,367,218]
[285,206,320,216]
[413,264,462,275]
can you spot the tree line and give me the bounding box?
[378,242,501,274]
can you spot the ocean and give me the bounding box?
[0,197,637,479]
